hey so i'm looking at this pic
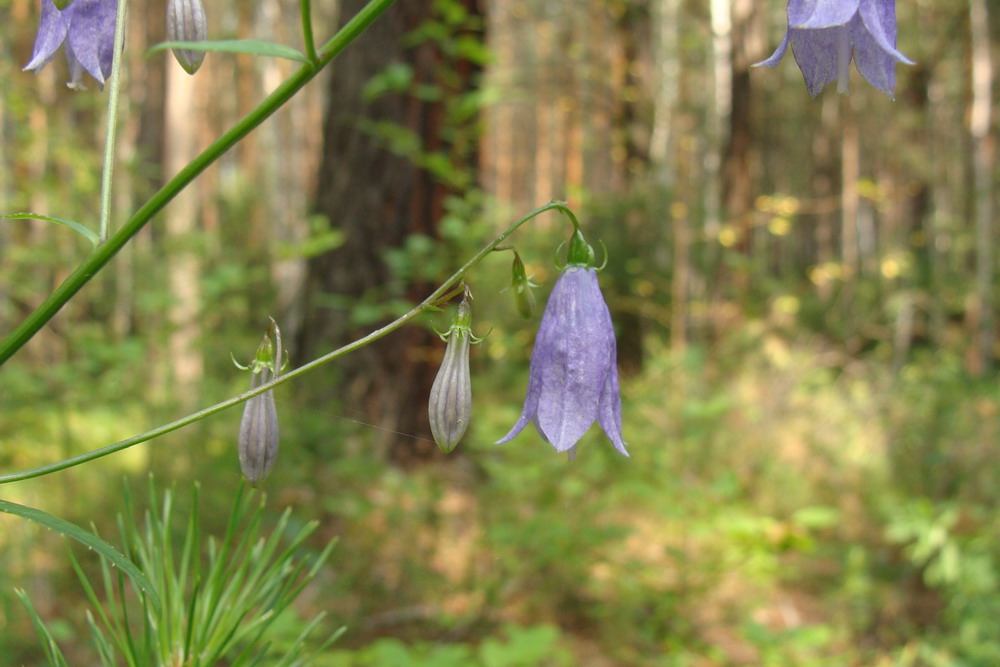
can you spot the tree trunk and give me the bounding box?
[299,0,484,463]
[968,0,995,375]
[164,59,204,410]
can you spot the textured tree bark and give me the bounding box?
[299,0,483,463]
[968,0,995,375]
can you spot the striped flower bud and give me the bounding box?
[429,290,479,453]
[237,322,283,485]
[166,0,207,74]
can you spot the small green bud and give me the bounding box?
[237,322,283,485]
[510,252,538,319]
[166,0,207,74]
[429,290,479,453]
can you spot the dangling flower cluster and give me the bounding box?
[24,0,208,89]
[428,286,481,453]
[24,0,117,90]
[497,228,628,459]
[755,0,913,98]
[236,321,284,486]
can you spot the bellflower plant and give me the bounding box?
[24,0,118,90]
[497,229,628,459]
[755,0,913,98]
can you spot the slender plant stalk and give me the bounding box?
[0,0,400,367]
[0,203,575,484]
[98,0,129,243]
[299,0,318,64]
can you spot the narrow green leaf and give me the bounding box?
[0,499,161,614]
[14,589,71,667]
[148,40,309,63]
[0,212,99,247]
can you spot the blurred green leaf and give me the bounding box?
[1,212,98,247]
[0,499,161,613]
[148,40,308,62]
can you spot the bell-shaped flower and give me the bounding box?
[755,0,913,98]
[497,230,628,458]
[166,0,207,74]
[237,322,284,485]
[428,288,480,453]
[23,0,118,90]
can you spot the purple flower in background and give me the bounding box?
[755,0,913,98]
[497,231,628,459]
[23,0,117,90]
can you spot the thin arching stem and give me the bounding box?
[0,0,400,367]
[0,202,574,484]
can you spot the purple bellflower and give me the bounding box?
[497,229,628,459]
[755,0,913,98]
[24,0,117,90]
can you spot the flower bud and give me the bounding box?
[509,252,537,319]
[166,0,207,74]
[237,323,283,485]
[429,292,476,453]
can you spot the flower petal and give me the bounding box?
[851,13,896,97]
[495,354,541,444]
[754,30,791,69]
[597,362,629,457]
[794,0,860,29]
[65,0,117,86]
[23,0,71,72]
[858,0,914,65]
[789,26,845,97]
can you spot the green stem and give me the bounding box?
[0,0,400,367]
[299,0,318,63]
[98,0,129,243]
[0,202,569,484]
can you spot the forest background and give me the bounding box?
[2,0,999,663]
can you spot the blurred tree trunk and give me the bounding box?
[968,0,994,375]
[298,0,484,464]
[721,0,762,265]
[164,60,204,410]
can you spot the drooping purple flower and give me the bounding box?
[755,0,913,98]
[23,0,117,90]
[497,232,628,458]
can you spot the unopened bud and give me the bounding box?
[237,322,283,485]
[429,291,478,453]
[166,0,207,74]
[510,251,538,319]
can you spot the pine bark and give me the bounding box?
[299,0,483,463]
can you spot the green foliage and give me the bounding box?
[325,625,571,666]
[17,479,339,665]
